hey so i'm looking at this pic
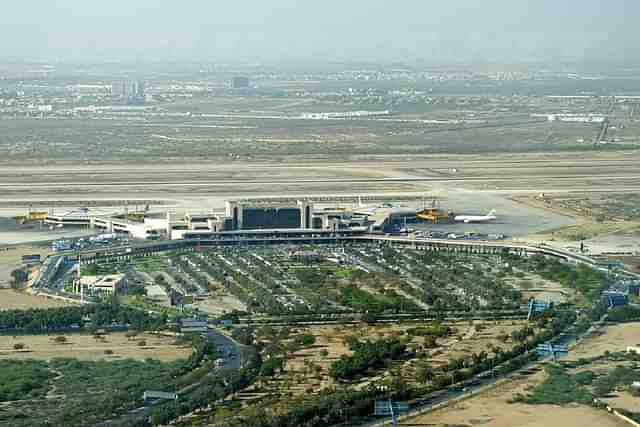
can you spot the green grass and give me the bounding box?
[518,364,593,405]
[334,268,357,280]
[0,360,52,402]
[47,357,183,426]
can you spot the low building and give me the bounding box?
[79,274,124,295]
[21,254,41,265]
[602,291,629,308]
[627,346,640,355]
[180,318,207,334]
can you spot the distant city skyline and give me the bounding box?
[2,1,639,65]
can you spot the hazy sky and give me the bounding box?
[3,0,638,64]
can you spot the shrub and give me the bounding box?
[53,336,67,344]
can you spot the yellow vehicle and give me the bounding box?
[416,208,451,224]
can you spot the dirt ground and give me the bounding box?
[0,332,191,362]
[193,294,247,316]
[569,322,640,361]
[0,289,74,310]
[409,374,626,427]
[603,392,640,413]
[407,322,640,427]
[0,245,44,287]
[257,320,529,396]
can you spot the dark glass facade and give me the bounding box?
[241,207,301,230]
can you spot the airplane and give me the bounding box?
[353,196,381,216]
[454,210,497,223]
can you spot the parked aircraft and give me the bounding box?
[454,210,497,223]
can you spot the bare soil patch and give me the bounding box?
[0,289,74,310]
[0,332,191,362]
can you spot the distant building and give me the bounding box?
[232,76,250,89]
[112,80,146,102]
[601,291,629,308]
[180,318,207,334]
[21,254,41,265]
[79,274,124,295]
[225,200,313,230]
[133,80,145,98]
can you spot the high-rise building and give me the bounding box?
[112,80,145,100]
[133,80,145,98]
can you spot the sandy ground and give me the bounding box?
[194,294,247,315]
[267,320,527,394]
[0,332,191,362]
[568,323,640,361]
[0,289,74,310]
[410,376,627,427]
[0,244,46,287]
[513,272,574,304]
[408,322,640,427]
[603,392,640,413]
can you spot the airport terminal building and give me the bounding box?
[44,198,414,241]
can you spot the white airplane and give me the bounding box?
[353,196,380,216]
[454,210,497,223]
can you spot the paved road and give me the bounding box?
[207,329,242,370]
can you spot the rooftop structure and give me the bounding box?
[79,274,124,295]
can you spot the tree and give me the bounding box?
[423,335,438,349]
[10,269,28,289]
[416,363,435,384]
[296,334,316,347]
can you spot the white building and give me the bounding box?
[79,274,124,295]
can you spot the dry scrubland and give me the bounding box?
[0,289,74,310]
[518,190,640,256]
[0,115,605,163]
[237,320,529,404]
[568,323,640,361]
[0,332,191,362]
[411,374,626,427]
[408,322,640,427]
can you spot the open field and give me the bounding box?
[406,322,640,427]
[569,322,640,361]
[409,371,626,427]
[0,244,46,286]
[0,332,191,362]
[277,319,529,391]
[516,192,640,254]
[0,289,75,310]
[215,318,536,422]
[0,115,607,163]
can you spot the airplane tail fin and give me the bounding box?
[488,209,496,217]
